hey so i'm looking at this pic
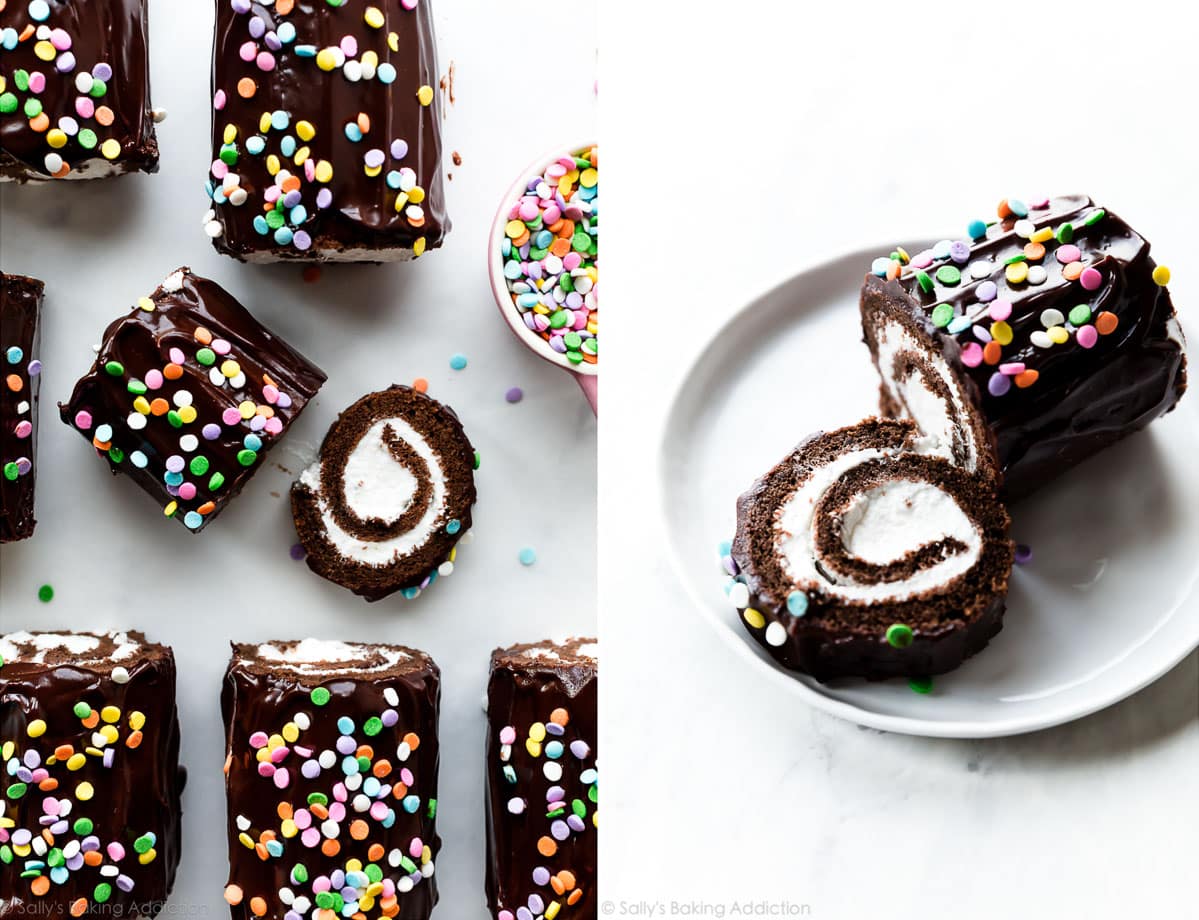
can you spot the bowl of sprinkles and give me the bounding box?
[489,143,598,412]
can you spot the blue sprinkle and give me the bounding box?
[280,135,297,157]
[253,215,270,236]
[29,1,50,22]
[446,519,461,535]
[870,256,892,277]
[270,110,289,131]
[246,136,266,155]
[402,795,420,814]
[449,353,467,371]
[341,755,359,776]
[401,586,419,599]
[545,741,564,759]
[131,451,148,469]
[380,810,396,828]
[718,539,732,557]
[967,219,987,240]
[518,547,537,567]
[164,472,184,487]
[277,22,296,43]
[377,63,397,84]
[294,44,317,58]
[932,239,952,260]
[386,170,402,189]
[183,511,203,530]
[337,716,355,734]
[345,123,363,142]
[274,227,294,246]
[6,347,23,365]
[786,591,809,617]
[1008,199,1028,218]
[244,434,263,451]
[947,316,972,335]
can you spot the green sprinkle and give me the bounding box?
[915,270,934,293]
[94,883,113,904]
[266,209,285,230]
[167,410,183,428]
[307,792,328,806]
[73,818,94,836]
[1084,209,1106,227]
[292,864,308,884]
[315,893,335,910]
[237,449,258,466]
[400,856,417,874]
[3,462,18,481]
[0,93,18,114]
[23,98,42,119]
[37,585,53,603]
[549,310,569,330]
[108,446,124,464]
[73,701,92,719]
[47,848,64,868]
[133,833,155,854]
[0,845,12,864]
[1004,253,1028,266]
[572,799,587,818]
[5,782,27,799]
[363,717,383,737]
[78,128,97,149]
[1055,222,1074,244]
[88,79,107,98]
[426,798,437,819]
[190,456,210,476]
[563,332,582,350]
[908,676,934,694]
[209,472,226,491]
[13,70,29,92]
[473,451,481,470]
[931,304,954,328]
[356,755,370,772]
[196,348,216,366]
[935,265,961,286]
[127,379,147,395]
[1068,304,1092,326]
[588,784,598,803]
[104,361,124,377]
[310,687,331,706]
[886,623,914,648]
[365,864,383,883]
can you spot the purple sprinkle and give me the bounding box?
[1014,544,1033,565]
[528,896,545,915]
[976,280,998,303]
[987,373,1011,397]
[505,387,523,404]
[721,554,739,576]
[301,760,320,780]
[570,740,590,759]
[289,543,307,561]
[27,359,42,376]
[336,736,356,755]
[381,709,399,727]
[391,139,409,159]
[544,722,564,737]
[92,63,113,82]
[116,875,135,893]
[249,16,266,38]
[532,867,550,886]
[293,230,312,251]
[315,188,333,209]
[66,854,85,871]
[949,240,970,263]
[231,0,251,13]
[566,814,586,832]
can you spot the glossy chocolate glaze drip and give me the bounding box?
[0,0,157,180]
[59,268,326,533]
[864,195,1187,499]
[0,631,184,918]
[208,0,448,260]
[221,643,440,920]
[732,420,1012,682]
[1,274,42,542]
[485,639,598,920]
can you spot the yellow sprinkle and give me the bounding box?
[1047,325,1069,345]
[84,747,104,757]
[98,725,118,744]
[179,405,198,425]
[314,160,334,183]
[359,897,376,912]
[268,734,284,749]
[27,720,47,738]
[365,883,383,898]
[46,129,67,149]
[239,832,255,850]
[164,501,178,517]
[100,139,121,160]
[1152,265,1171,286]
[296,120,315,142]
[66,753,87,771]
[364,164,382,178]
[76,782,94,801]
[225,123,240,144]
[393,191,409,213]
[14,844,32,857]
[239,401,256,420]
[0,77,5,94]
[505,219,525,240]
[266,154,281,176]
[361,50,379,71]
[407,186,425,204]
[139,848,156,865]
[525,739,542,757]
[388,32,399,52]
[128,711,146,731]
[364,5,385,27]
[280,819,298,838]
[422,845,432,863]
[220,359,241,378]
[100,706,121,724]
[579,168,598,189]
[1005,261,1029,284]
[413,236,426,257]
[255,747,271,764]
[990,321,1014,345]
[293,146,311,166]
[417,85,434,106]
[282,722,299,743]
[1031,227,1054,243]
[346,859,363,873]
[1,741,11,760]
[34,40,55,62]
[448,547,457,562]
[743,608,766,629]
[546,902,561,920]
[529,722,547,742]
[316,48,340,72]
[138,297,155,312]
[133,396,151,415]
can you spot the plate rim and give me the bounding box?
[655,243,1199,739]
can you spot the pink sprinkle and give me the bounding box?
[300,827,321,848]
[74,410,93,430]
[1030,198,1050,209]
[270,746,289,763]
[264,417,283,435]
[273,768,290,790]
[400,768,414,786]
[911,252,933,269]
[1080,267,1103,290]
[107,843,125,862]
[145,369,164,390]
[249,732,268,749]
[1077,325,1099,349]
[402,0,418,9]
[381,879,396,898]
[15,420,32,438]
[312,878,331,894]
[258,762,276,778]
[369,801,388,820]
[43,798,61,817]
[214,89,227,110]
[222,408,242,425]
[409,838,423,859]
[50,29,71,51]
[211,160,229,180]
[169,347,185,365]
[340,35,358,57]
[999,362,1026,376]
[293,809,312,830]
[1056,244,1081,264]
[75,96,94,119]
[262,384,279,404]
[28,72,45,93]
[178,483,197,501]
[960,342,984,368]
[256,51,276,72]
[328,803,346,823]
[988,300,1012,322]
[562,252,582,271]
[239,41,257,62]
[212,339,231,355]
[333,783,348,803]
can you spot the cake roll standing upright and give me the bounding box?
[0,0,159,180]
[221,640,441,920]
[862,195,1187,499]
[485,639,598,920]
[1,274,43,542]
[0,630,185,918]
[60,268,326,533]
[205,0,449,261]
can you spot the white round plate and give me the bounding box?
[658,245,1199,738]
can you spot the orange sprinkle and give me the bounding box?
[367,844,385,862]
[163,363,184,380]
[412,378,428,393]
[551,876,566,895]
[197,502,217,516]
[194,327,213,345]
[320,839,340,858]
[1023,242,1045,262]
[567,889,584,906]
[548,219,565,234]
[1095,311,1119,335]
[557,871,576,891]
[557,219,576,238]
[237,77,257,98]
[537,836,558,857]
[224,753,232,775]
[511,229,529,248]
[81,712,99,729]
[255,843,269,861]
[549,238,571,258]
[997,199,1012,219]
[277,802,294,821]
[275,0,294,13]
[95,106,115,127]
[302,266,322,284]
[5,374,21,392]
[41,829,55,846]
[83,850,103,867]
[150,397,169,415]
[1062,261,1084,281]
[886,261,902,281]
[224,885,244,906]
[126,730,143,749]
[549,708,569,726]
[356,745,374,761]
[372,759,392,778]
[581,352,597,365]
[1015,370,1039,389]
[30,876,50,897]
[983,341,1002,366]
[403,732,420,751]
[282,176,302,193]
[249,897,267,917]
[37,777,58,792]
[18,24,33,41]
[256,405,275,419]
[316,911,336,920]
[349,820,369,841]
[260,830,277,842]
[70,899,88,917]
[392,783,408,799]
[28,112,49,133]
[92,438,112,451]
[357,113,371,133]
[310,803,329,821]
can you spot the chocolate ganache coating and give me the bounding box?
[221,641,441,920]
[0,631,185,919]
[206,0,449,261]
[1,273,43,542]
[59,268,326,533]
[862,195,1187,500]
[485,639,598,920]
[0,0,158,180]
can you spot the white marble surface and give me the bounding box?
[601,1,1198,916]
[0,2,595,918]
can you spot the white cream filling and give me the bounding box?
[775,449,981,602]
[875,319,978,471]
[251,639,410,673]
[299,417,447,566]
[0,630,141,664]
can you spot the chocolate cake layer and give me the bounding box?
[0,0,158,180]
[222,640,441,920]
[205,0,449,262]
[0,630,184,918]
[485,639,598,920]
[1,273,42,542]
[730,419,1013,682]
[59,268,326,533]
[862,195,1187,500]
[291,385,477,602]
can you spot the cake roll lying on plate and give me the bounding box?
[0,630,185,918]
[205,0,448,261]
[485,639,598,920]
[729,419,1013,683]
[862,195,1187,499]
[1,273,43,542]
[0,0,159,180]
[221,640,441,920]
[60,268,326,533]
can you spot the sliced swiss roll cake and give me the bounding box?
[862,195,1187,500]
[291,386,478,602]
[729,419,1013,682]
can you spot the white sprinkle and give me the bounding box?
[111,666,130,684]
[728,582,749,609]
[543,762,563,782]
[765,622,788,647]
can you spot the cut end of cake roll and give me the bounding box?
[206,0,448,262]
[862,195,1188,500]
[486,639,598,920]
[0,630,184,918]
[291,385,478,603]
[1,272,43,542]
[0,2,159,181]
[221,640,441,920]
[730,419,1013,682]
[58,267,326,533]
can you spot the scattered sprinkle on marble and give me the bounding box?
[505,386,523,404]
[518,546,537,567]
[1014,543,1033,565]
[449,353,467,371]
[37,584,54,603]
[289,543,307,561]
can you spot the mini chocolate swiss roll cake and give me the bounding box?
[862,196,1187,500]
[221,640,441,920]
[730,419,1013,683]
[1,274,43,542]
[60,268,326,533]
[485,639,598,920]
[291,386,478,602]
[0,1,159,180]
[0,630,185,918]
[204,0,449,261]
